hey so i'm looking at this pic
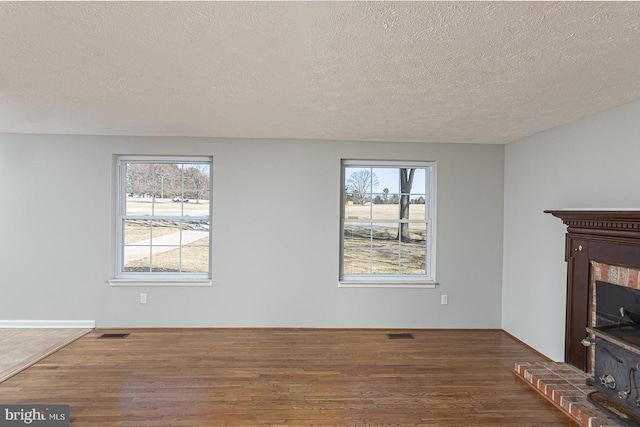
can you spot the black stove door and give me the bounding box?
[595,338,640,415]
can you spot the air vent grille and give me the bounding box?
[98,333,130,339]
[387,333,414,339]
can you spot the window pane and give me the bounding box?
[124,219,150,245]
[344,202,371,220]
[125,197,153,216]
[124,246,150,272]
[371,199,398,220]
[164,172,185,204]
[400,168,423,195]
[344,224,371,248]
[343,249,371,274]
[182,164,210,194]
[400,250,426,275]
[184,193,210,217]
[126,163,153,197]
[151,246,180,272]
[372,168,398,193]
[371,249,399,275]
[181,245,209,273]
[153,198,184,216]
[181,222,209,247]
[399,222,426,275]
[345,167,377,205]
[153,163,181,201]
[185,234,209,247]
[371,222,398,248]
[409,168,426,194]
[406,198,426,220]
[399,223,427,248]
[151,220,183,237]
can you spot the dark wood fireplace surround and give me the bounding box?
[546,210,640,371]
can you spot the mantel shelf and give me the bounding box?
[545,209,640,222]
[545,210,640,236]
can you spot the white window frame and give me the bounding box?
[339,159,436,287]
[110,155,213,286]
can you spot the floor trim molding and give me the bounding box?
[0,320,96,329]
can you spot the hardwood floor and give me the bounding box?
[0,329,575,426]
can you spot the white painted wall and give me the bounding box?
[503,98,640,361]
[0,135,504,328]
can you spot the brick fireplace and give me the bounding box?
[546,210,640,372]
[512,210,640,426]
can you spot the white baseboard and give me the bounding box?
[0,320,95,329]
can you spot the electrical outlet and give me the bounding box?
[140,293,147,304]
[441,295,448,305]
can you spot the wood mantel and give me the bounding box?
[545,210,640,371]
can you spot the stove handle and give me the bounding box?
[581,337,623,363]
[581,338,595,347]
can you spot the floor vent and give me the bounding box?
[98,333,130,339]
[387,333,414,339]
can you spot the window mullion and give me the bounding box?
[179,219,183,273]
[369,222,373,274]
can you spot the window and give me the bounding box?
[114,156,212,282]
[340,160,435,285]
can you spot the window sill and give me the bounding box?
[338,280,438,289]
[108,278,212,287]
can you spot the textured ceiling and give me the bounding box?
[2,2,640,144]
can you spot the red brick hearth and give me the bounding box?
[513,361,623,426]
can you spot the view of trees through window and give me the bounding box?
[126,163,210,204]
[118,158,211,275]
[341,162,433,278]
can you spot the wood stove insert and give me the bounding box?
[584,280,640,424]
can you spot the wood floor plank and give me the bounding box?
[0,329,576,426]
